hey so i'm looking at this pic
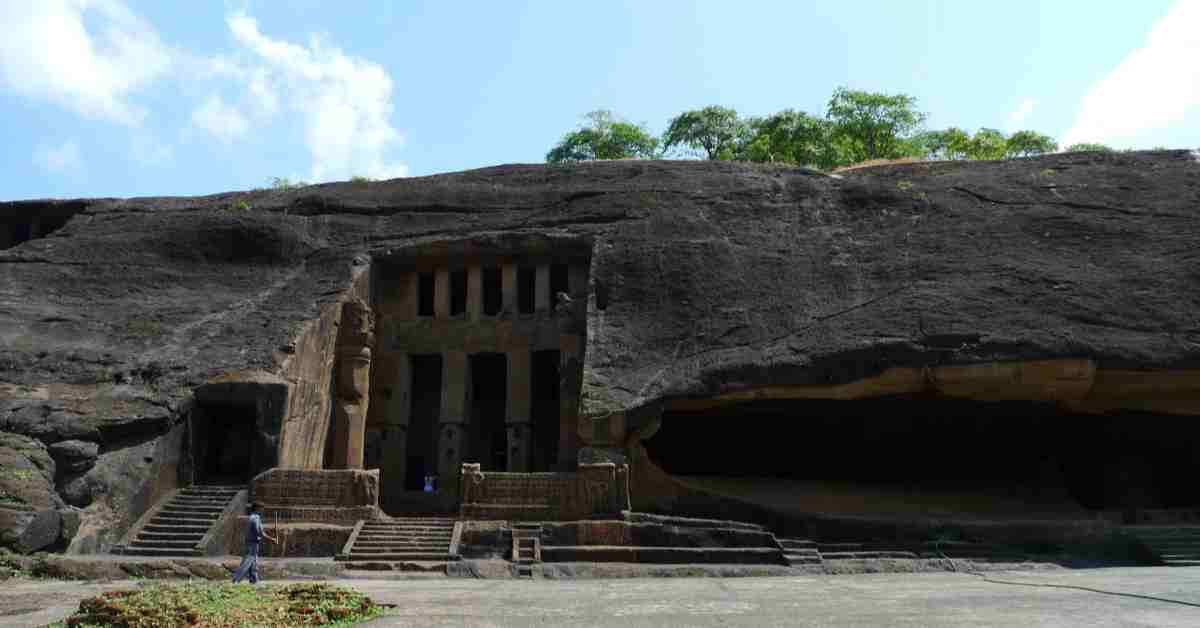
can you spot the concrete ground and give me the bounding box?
[6,567,1200,627]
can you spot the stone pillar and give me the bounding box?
[467,265,482,322]
[332,299,375,470]
[398,271,419,320]
[535,265,551,313]
[559,333,584,470]
[438,351,468,501]
[381,354,411,510]
[506,349,532,472]
[501,264,517,316]
[434,268,450,319]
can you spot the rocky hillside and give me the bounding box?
[2,151,1198,553]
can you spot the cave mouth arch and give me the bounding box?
[644,395,1200,519]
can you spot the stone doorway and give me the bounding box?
[470,353,508,471]
[191,403,257,485]
[406,354,442,491]
[531,349,561,471]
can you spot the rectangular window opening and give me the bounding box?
[482,266,503,316]
[449,269,468,316]
[417,272,435,317]
[517,266,536,314]
[550,264,569,311]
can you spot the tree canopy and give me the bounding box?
[661,106,744,160]
[546,110,659,163]
[546,88,1089,169]
[825,87,927,163]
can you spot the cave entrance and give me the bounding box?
[531,349,561,471]
[645,396,1200,519]
[192,403,257,485]
[469,353,508,471]
[406,354,442,491]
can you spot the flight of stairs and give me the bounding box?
[777,538,823,566]
[511,523,543,577]
[1125,526,1200,566]
[120,485,242,557]
[340,517,459,562]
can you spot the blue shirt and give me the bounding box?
[245,513,264,544]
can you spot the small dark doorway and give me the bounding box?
[406,354,443,491]
[532,350,561,471]
[193,404,257,485]
[470,353,508,471]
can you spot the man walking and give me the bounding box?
[232,502,277,584]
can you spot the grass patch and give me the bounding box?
[53,582,383,627]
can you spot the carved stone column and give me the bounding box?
[438,351,468,501]
[332,298,375,470]
[506,349,532,472]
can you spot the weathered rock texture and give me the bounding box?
[2,151,1199,552]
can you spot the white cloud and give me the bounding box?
[191,94,250,144]
[223,12,408,181]
[1061,0,1200,147]
[34,140,84,174]
[1006,98,1037,131]
[0,0,172,125]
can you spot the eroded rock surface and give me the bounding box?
[1,151,1198,552]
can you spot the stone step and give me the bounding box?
[822,551,920,560]
[364,525,455,531]
[143,523,210,534]
[356,543,448,548]
[355,538,450,545]
[150,516,219,526]
[343,552,459,562]
[120,547,202,557]
[171,498,232,506]
[779,539,816,550]
[539,546,784,565]
[785,553,823,565]
[357,535,451,540]
[136,531,205,541]
[130,539,199,549]
[160,505,221,514]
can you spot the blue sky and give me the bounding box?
[2,0,1198,200]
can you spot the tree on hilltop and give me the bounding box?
[826,87,927,163]
[546,110,659,163]
[662,106,745,160]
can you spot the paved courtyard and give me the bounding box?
[5,567,1200,627]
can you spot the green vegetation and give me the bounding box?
[0,549,32,580]
[349,175,375,183]
[269,176,310,191]
[52,582,382,627]
[662,105,743,160]
[1063,142,1114,153]
[547,110,659,162]
[547,87,1126,170]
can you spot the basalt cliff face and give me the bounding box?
[2,151,1199,552]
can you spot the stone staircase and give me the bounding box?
[511,523,543,577]
[120,485,242,557]
[1124,526,1200,566]
[339,517,459,563]
[777,538,823,565]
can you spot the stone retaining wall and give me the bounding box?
[459,462,630,520]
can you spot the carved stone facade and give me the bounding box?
[364,252,590,512]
